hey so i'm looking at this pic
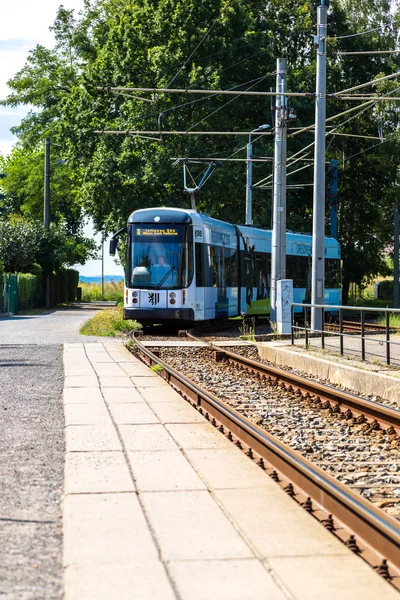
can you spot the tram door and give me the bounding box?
[194,230,206,320]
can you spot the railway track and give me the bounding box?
[326,320,400,334]
[129,329,400,588]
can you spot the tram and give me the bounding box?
[110,207,341,323]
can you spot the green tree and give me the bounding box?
[2,0,400,301]
[0,216,42,273]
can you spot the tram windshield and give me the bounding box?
[128,224,192,289]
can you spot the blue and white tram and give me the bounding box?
[111,207,341,323]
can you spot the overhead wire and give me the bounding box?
[252,82,400,188]
[187,74,270,131]
[331,25,389,40]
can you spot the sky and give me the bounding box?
[0,0,124,278]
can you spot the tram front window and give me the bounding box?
[129,225,188,289]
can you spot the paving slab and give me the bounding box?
[166,422,233,450]
[141,490,253,561]
[66,424,122,452]
[64,363,96,377]
[138,386,187,403]
[119,362,159,377]
[64,403,111,426]
[63,387,104,404]
[100,375,135,387]
[65,375,99,388]
[90,362,127,377]
[119,424,178,451]
[133,377,172,388]
[128,450,206,492]
[185,448,280,490]
[63,493,158,566]
[65,562,176,600]
[102,387,145,403]
[169,559,287,600]
[216,487,349,558]
[268,554,400,600]
[148,401,205,424]
[108,402,159,424]
[65,452,134,494]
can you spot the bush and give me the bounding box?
[79,306,141,337]
[18,273,43,310]
[51,268,80,305]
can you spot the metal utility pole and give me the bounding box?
[43,138,51,308]
[311,2,327,331]
[101,236,105,299]
[270,57,287,323]
[44,138,50,230]
[245,139,253,225]
[394,205,399,308]
[245,124,270,225]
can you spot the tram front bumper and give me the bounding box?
[124,307,195,322]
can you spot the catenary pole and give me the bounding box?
[270,57,287,324]
[245,135,253,224]
[44,138,51,308]
[394,205,399,308]
[311,3,327,331]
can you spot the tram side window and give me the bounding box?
[225,249,237,287]
[286,255,310,288]
[325,258,340,288]
[254,253,269,299]
[195,242,205,287]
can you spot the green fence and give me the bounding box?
[1,274,18,314]
[1,268,79,314]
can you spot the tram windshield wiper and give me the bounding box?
[156,265,175,289]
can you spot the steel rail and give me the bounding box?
[130,332,400,578]
[187,330,400,433]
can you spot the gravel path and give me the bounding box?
[0,346,64,599]
[0,309,113,345]
[0,308,124,599]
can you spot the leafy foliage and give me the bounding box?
[0,216,42,273]
[2,0,400,299]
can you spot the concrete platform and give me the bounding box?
[63,342,399,600]
[257,340,400,404]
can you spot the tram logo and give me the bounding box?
[148,292,160,305]
[211,230,230,245]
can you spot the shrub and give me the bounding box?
[79,306,142,337]
[18,272,43,310]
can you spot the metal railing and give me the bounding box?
[291,302,400,366]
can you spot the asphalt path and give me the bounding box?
[0,309,122,599]
[0,309,112,345]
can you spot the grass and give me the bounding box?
[79,306,142,337]
[80,280,124,302]
[379,313,400,328]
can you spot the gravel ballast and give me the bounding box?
[149,345,400,521]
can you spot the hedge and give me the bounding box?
[18,272,43,310]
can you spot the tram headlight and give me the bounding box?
[169,292,176,299]
[132,291,138,298]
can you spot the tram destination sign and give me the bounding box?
[135,227,179,236]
